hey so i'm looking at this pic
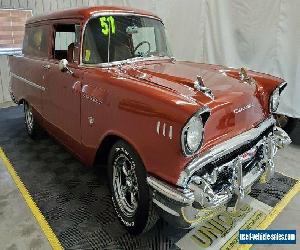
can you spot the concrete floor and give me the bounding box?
[0,104,299,249]
[0,160,51,249]
[0,101,16,109]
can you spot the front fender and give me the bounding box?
[224,68,286,114]
[81,69,200,185]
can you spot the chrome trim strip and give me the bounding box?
[162,123,166,136]
[147,176,194,205]
[156,121,160,135]
[90,11,162,21]
[11,73,45,91]
[177,117,276,187]
[152,199,180,217]
[169,126,173,140]
[79,55,172,69]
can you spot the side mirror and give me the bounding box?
[58,59,74,75]
[58,59,68,71]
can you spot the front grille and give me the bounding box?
[192,125,273,191]
[212,144,264,192]
[242,145,264,175]
[213,126,272,167]
[212,166,233,193]
[201,125,273,173]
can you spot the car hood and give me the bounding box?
[124,60,271,151]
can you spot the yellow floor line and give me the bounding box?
[0,147,63,250]
[239,180,300,250]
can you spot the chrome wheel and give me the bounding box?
[25,104,34,132]
[108,140,159,234]
[112,153,139,218]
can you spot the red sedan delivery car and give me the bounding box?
[9,6,291,234]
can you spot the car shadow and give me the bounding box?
[289,119,300,146]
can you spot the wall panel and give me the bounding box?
[0,56,11,103]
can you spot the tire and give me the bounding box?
[24,102,42,139]
[275,114,297,135]
[108,140,158,235]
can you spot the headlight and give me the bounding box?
[269,81,287,113]
[181,115,204,156]
[269,87,280,112]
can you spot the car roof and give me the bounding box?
[26,6,160,24]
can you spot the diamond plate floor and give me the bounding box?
[0,106,297,249]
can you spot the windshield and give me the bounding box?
[82,15,172,64]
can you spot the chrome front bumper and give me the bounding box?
[147,118,291,228]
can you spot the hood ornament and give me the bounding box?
[239,67,256,85]
[194,75,214,100]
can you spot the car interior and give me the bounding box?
[53,24,76,62]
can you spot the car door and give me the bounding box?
[13,25,51,122]
[42,21,83,154]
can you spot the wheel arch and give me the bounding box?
[93,132,145,169]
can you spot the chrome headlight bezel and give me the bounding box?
[181,107,210,157]
[269,82,287,113]
[270,87,280,112]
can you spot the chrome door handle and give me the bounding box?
[42,64,50,70]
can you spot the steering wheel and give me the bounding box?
[133,41,151,56]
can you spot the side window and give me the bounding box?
[23,25,49,58]
[53,24,80,63]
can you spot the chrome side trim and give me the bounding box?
[147,176,194,205]
[177,117,276,187]
[11,73,45,92]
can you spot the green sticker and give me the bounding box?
[85,49,91,61]
[99,16,116,36]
